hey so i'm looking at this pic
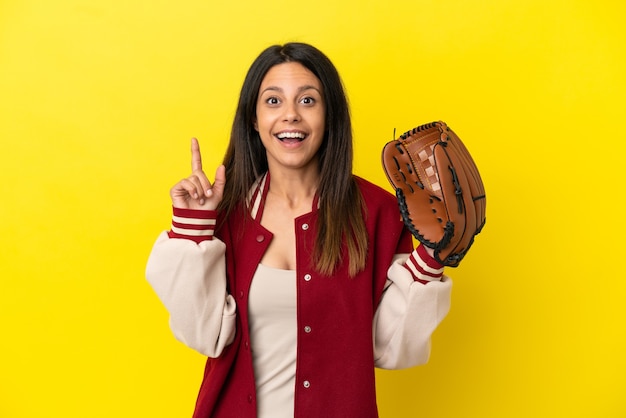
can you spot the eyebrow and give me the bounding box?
[260,85,322,95]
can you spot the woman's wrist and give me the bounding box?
[168,206,218,243]
[403,245,444,284]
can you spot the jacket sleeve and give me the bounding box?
[373,246,452,369]
[145,208,237,358]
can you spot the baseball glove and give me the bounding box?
[382,121,486,267]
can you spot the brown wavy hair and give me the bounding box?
[218,42,367,277]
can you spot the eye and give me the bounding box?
[300,96,316,105]
[266,96,280,105]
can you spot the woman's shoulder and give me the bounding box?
[353,175,397,208]
[353,176,407,239]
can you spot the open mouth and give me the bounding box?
[276,131,307,143]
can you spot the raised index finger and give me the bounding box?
[191,137,203,172]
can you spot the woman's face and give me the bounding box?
[254,62,326,173]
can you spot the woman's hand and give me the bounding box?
[170,138,226,210]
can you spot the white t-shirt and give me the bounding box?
[248,264,298,418]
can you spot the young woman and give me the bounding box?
[146,42,452,418]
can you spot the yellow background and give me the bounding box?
[1,0,625,417]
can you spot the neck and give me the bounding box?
[266,165,319,209]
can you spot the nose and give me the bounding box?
[283,102,301,123]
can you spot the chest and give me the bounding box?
[258,195,314,271]
[225,212,377,321]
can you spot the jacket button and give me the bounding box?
[304,326,311,333]
[256,234,265,242]
[303,380,311,388]
[244,340,249,349]
[303,274,312,281]
[238,290,244,299]
[301,223,309,231]
[247,394,253,403]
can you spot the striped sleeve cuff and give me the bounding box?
[402,245,444,284]
[167,207,217,243]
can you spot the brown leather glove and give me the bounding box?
[382,121,486,267]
